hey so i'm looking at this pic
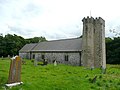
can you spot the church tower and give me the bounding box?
[81,17,106,69]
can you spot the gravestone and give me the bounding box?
[2,56,3,60]
[34,59,38,66]
[54,60,57,66]
[8,55,10,58]
[6,56,23,87]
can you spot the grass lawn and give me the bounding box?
[0,58,120,90]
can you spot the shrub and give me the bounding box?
[31,60,34,63]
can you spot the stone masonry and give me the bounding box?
[35,52,81,66]
[81,17,106,69]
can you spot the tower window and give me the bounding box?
[65,55,69,61]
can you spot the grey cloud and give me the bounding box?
[0,0,9,4]
[0,0,119,40]
[24,3,41,13]
[22,3,43,17]
[44,33,68,40]
[8,26,34,37]
[58,24,82,37]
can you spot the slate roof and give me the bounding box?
[31,38,82,52]
[19,43,37,53]
[19,38,82,53]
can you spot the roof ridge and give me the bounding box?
[39,37,81,43]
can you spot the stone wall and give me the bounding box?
[94,17,106,68]
[34,52,81,66]
[19,52,30,59]
[81,17,106,68]
[81,17,95,68]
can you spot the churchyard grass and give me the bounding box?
[0,58,120,90]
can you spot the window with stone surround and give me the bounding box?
[41,54,45,60]
[65,54,69,61]
[33,54,35,59]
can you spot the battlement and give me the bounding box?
[82,16,105,26]
[94,17,105,26]
[82,16,94,23]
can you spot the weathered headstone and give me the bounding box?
[6,56,22,87]
[54,60,57,66]
[8,55,10,58]
[2,56,3,60]
[34,58,38,66]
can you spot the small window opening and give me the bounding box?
[65,55,69,61]
[33,54,35,59]
[41,54,45,60]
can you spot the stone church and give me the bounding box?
[19,16,106,69]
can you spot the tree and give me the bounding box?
[26,36,47,43]
[106,37,120,64]
[0,34,47,57]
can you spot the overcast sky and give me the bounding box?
[0,0,120,40]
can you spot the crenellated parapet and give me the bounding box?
[82,16,105,26]
[82,16,94,24]
[94,17,105,26]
